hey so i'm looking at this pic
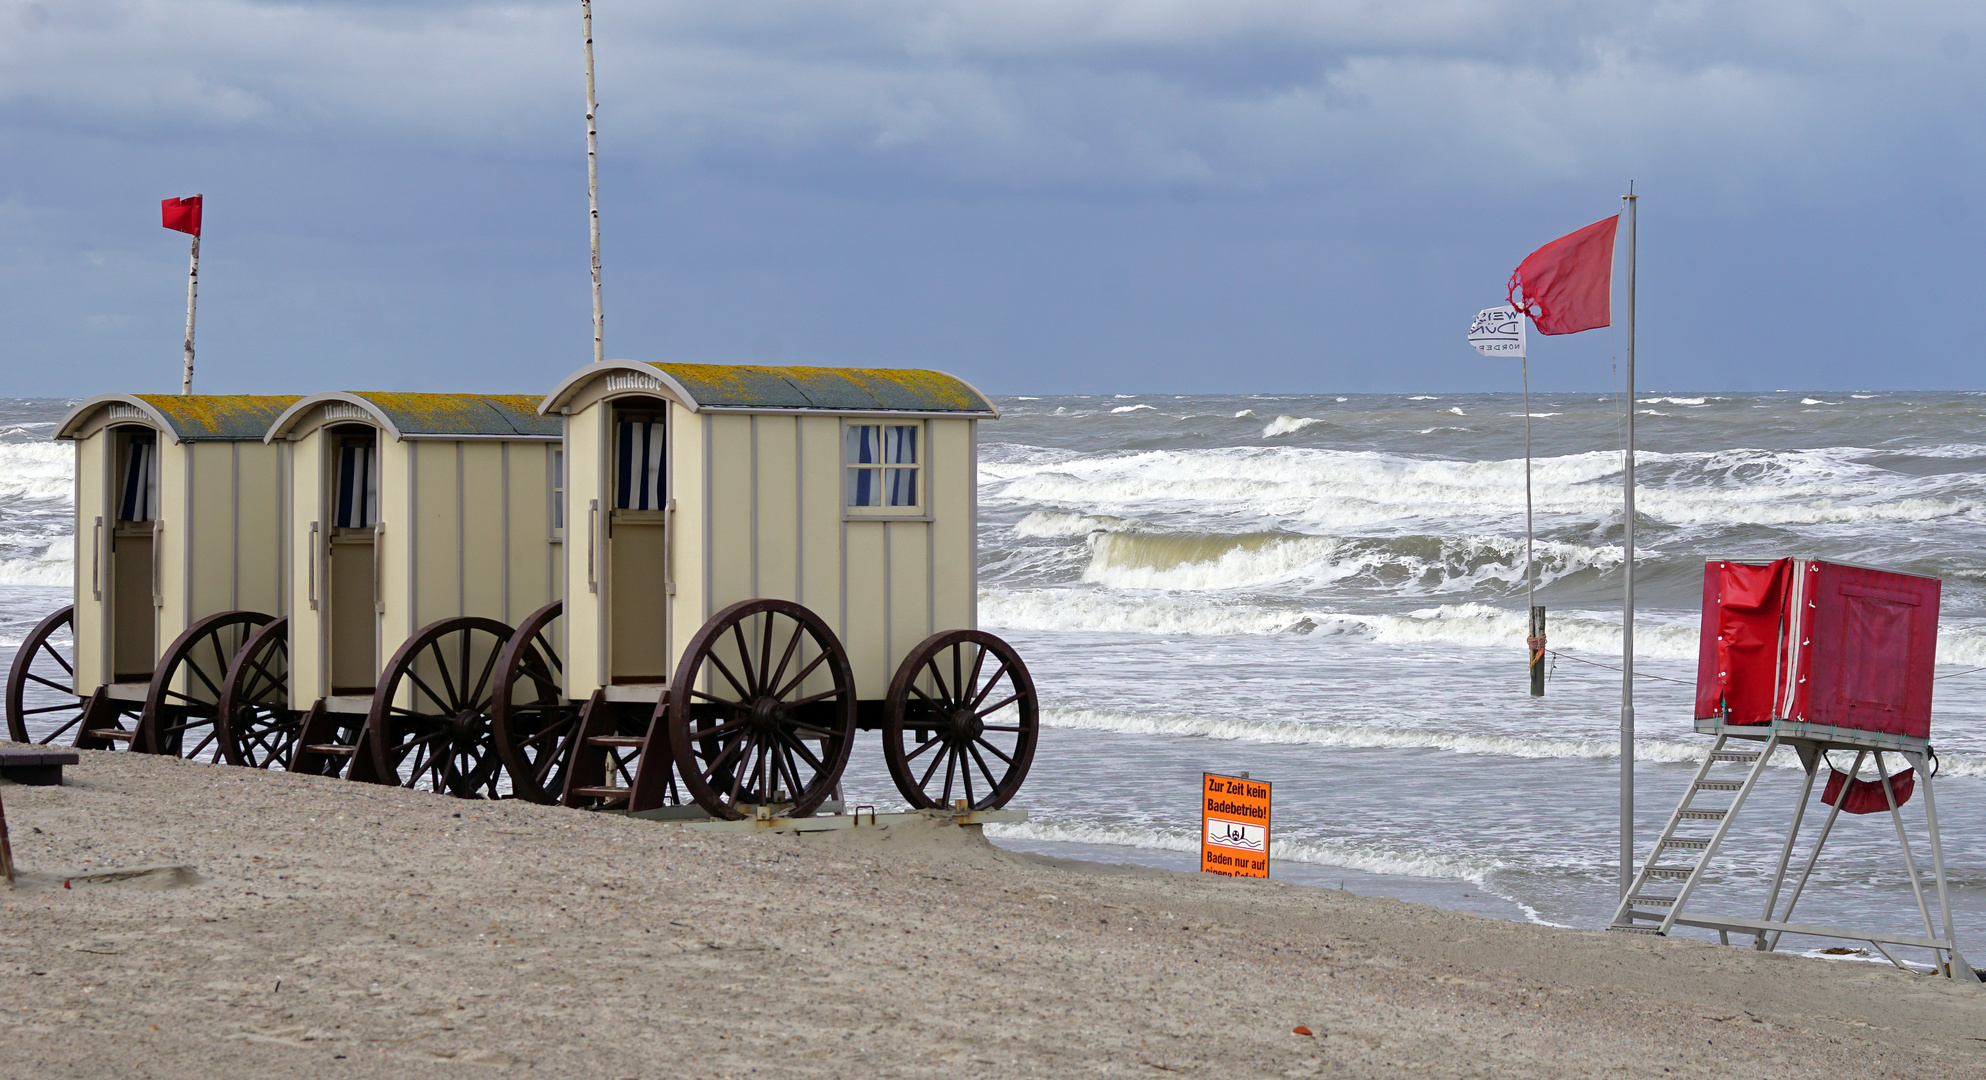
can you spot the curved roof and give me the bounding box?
[55,394,303,443]
[266,392,562,442]
[539,361,999,417]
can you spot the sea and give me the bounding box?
[6,391,1985,967]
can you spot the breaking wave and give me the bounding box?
[986,819,1506,883]
[1262,415,1325,437]
[1076,529,1623,593]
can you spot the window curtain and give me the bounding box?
[616,414,665,510]
[117,436,158,522]
[845,424,918,507]
[334,442,378,528]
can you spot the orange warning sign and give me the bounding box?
[1201,772,1271,879]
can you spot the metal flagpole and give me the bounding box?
[1619,183,1638,898]
[581,0,604,365]
[181,202,201,395]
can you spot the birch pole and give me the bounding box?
[582,0,604,365]
[181,215,200,395]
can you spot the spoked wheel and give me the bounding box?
[137,611,273,760]
[490,601,581,804]
[7,606,85,744]
[883,630,1039,811]
[366,616,514,798]
[216,618,303,768]
[667,599,856,820]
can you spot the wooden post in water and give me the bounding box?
[1528,605,1546,696]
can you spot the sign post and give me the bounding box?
[1201,772,1272,879]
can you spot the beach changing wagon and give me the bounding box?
[6,394,298,757]
[519,362,1039,819]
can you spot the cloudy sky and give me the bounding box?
[2,0,1980,395]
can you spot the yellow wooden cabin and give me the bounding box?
[262,393,562,728]
[40,394,299,752]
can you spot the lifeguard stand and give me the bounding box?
[260,392,562,791]
[18,394,300,755]
[1610,559,1979,983]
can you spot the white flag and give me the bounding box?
[1468,307,1526,357]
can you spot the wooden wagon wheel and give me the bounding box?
[489,601,580,804]
[366,616,514,798]
[6,606,87,744]
[883,630,1039,811]
[215,617,304,768]
[137,610,273,760]
[667,599,856,820]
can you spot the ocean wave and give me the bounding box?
[1638,397,1707,406]
[1111,404,1155,414]
[980,588,1704,658]
[986,819,1504,883]
[0,443,71,503]
[1040,707,1714,764]
[1262,415,1325,437]
[979,445,1979,532]
[1076,529,1625,594]
[1012,511,1133,538]
[0,541,73,586]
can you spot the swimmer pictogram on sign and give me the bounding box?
[1202,772,1271,879]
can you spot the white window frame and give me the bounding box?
[842,419,929,520]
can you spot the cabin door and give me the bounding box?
[108,429,159,682]
[608,409,669,683]
[326,432,379,694]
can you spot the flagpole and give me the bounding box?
[181,204,201,395]
[581,0,604,366]
[1619,183,1638,898]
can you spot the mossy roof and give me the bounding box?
[540,361,999,416]
[346,393,562,437]
[55,394,303,442]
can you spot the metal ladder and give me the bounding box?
[1609,732,1780,935]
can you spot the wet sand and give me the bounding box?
[1,748,1980,1079]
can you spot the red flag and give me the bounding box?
[1507,215,1617,335]
[161,195,202,237]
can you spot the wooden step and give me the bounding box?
[89,728,135,742]
[303,744,356,756]
[568,786,631,799]
[585,735,645,748]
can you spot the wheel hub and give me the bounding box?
[750,696,786,733]
[950,709,982,742]
[450,709,486,746]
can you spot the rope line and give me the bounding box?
[1934,666,1986,682]
[1542,648,1692,685]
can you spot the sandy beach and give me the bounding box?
[0,749,1980,1079]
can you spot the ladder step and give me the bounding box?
[1607,925,1663,935]
[585,736,645,748]
[1661,838,1710,849]
[568,786,630,799]
[303,744,356,756]
[1678,809,1726,820]
[1628,895,1678,906]
[1643,866,1695,879]
[1694,780,1744,791]
[1710,751,1759,762]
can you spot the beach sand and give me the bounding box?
[0,749,1979,1079]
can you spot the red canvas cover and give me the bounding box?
[1800,562,1938,738]
[1821,767,1915,814]
[1695,559,1793,724]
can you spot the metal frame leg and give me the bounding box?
[1756,748,1821,951]
[1876,752,1942,969]
[1909,752,1980,983]
[1768,749,1862,951]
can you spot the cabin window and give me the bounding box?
[550,447,566,536]
[845,423,921,511]
[615,412,666,510]
[116,430,158,523]
[333,436,379,528]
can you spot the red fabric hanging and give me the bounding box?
[1507,215,1618,335]
[1821,767,1914,814]
[161,195,202,237]
[1695,559,1792,724]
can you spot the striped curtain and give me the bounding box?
[616,414,665,510]
[845,424,918,507]
[334,442,378,528]
[117,436,157,522]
